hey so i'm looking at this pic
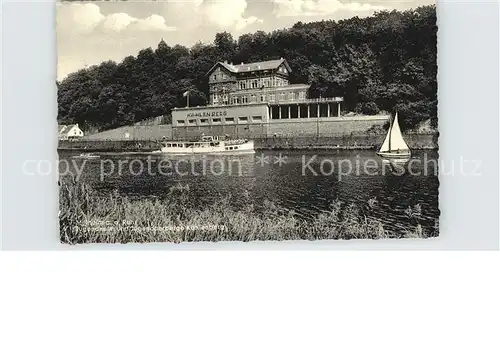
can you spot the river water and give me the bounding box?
[58,149,439,234]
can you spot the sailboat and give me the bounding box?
[376,112,411,160]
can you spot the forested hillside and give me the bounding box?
[57,5,436,132]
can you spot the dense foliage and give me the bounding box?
[57,5,437,132]
[60,179,436,244]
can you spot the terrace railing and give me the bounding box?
[269,97,344,105]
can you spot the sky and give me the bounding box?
[57,0,435,80]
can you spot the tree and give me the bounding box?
[307,64,332,98]
[214,32,236,60]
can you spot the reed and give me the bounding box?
[59,179,437,244]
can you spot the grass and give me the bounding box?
[59,179,438,244]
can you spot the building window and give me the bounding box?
[213,94,218,102]
[251,80,258,89]
[241,96,248,104]
[200,119,208,124]
[238,117,248,123]
[239,81,246,90]
[269,94,275,102]
[177,120,185,125]
[225,117,235,124]
[288,92,294,101]
[188,119,196,125]
[252,116,262,123]
[260,95,265,102]
[212,118,221,123]
[299,91,305,100]
[250,95,256,103]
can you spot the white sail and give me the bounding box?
[378,113,409,153]
[389,112,410,151]
[379,126,391,152]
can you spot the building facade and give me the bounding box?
[173,58,347,128]
[206,58,309,106]
[172,103,270,128]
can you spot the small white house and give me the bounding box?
[58,124,84,140]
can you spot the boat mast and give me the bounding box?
[388,112,394,152]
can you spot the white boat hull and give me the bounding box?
[159,140,255,155]
[376,151,411,159]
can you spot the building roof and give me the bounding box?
[206,58,292,76]
[58,124,79,136]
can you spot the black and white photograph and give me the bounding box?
[56,0,439,244]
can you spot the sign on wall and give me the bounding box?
[173,105,269,122]
[186,110,228,118]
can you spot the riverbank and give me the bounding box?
[59,180,437,244]
[58,139,159,152]
[59,133,438,152]
[256,133,437,150]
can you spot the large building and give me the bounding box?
[206,58,308,106]
[171,58,387,139]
